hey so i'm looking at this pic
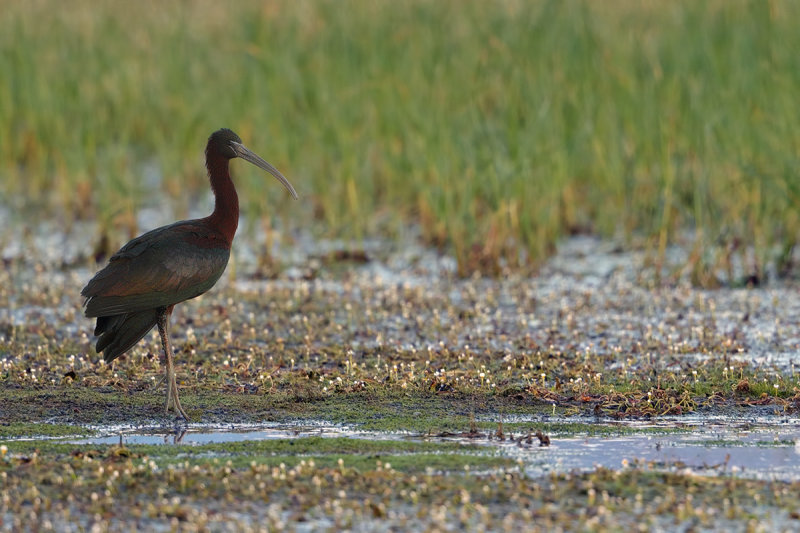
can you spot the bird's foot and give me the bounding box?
[171,400,189,423]
[164,402,189,424]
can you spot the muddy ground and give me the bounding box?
[2,223,800,531]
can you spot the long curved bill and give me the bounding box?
[231,141,299,200]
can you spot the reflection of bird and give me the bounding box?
[82,129,298,420]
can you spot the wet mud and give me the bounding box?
[2,215,800,530]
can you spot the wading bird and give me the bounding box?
[82,128,297,421]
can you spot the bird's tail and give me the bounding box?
[94,310,159,363]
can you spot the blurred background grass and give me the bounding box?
[1,0,799,279]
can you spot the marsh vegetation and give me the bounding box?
[3,1,800,530]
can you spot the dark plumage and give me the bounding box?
[82,128,297,420]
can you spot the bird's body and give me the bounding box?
[83,220,230,360]
[82,128,297,420]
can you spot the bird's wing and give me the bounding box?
[82,220,231,317]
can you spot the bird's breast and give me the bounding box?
[180,228,232,251]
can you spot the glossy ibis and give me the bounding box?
[82,128,297,421]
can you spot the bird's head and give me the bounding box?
[207,128,298,200]
[208,128,244,159]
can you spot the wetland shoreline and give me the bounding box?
[2,232,800,530]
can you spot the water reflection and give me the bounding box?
[60,418,800,481]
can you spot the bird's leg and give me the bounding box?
[156,306,188,422]
[156,308,175,413]
[170,368,187,420]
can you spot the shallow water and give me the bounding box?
[55,417,800,481]
[511,427,800,481]
[66,422,376,446]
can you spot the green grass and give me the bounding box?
[0,423,92,439]
[2,1,800,276]
[1,436,510,473]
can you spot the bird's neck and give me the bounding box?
[206,154,239,245]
